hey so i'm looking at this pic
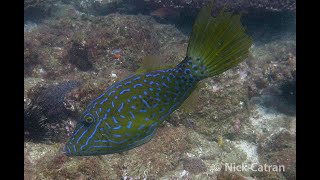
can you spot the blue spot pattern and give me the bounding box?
[65,61,202,156]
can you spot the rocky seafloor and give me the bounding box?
[24,1,296,179]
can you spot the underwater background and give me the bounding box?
[24,0,296,179]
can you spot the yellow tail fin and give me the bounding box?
[187,2,252,77]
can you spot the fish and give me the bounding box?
[64,2,252,156]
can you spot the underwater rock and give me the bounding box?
[145,0,296,13]
[24,11,187,80]
[246,38,296,99]
[68,41,93,71]
[217,170,247,180]
[251,170,286,180]
[24,42,40,76]
[258,129,296,179]
[24,0,59,22]
[182,157,207,174]
[69,0,295,17]
[215,0,296,12]
[253,92,295,116]
[24,80,80,142]
[76,158,103,178]
[278,80,296,112]
[24,126,190,179]
[114,126,190,178]
[24,30,50,77]
[170,78,251,140]
[24,25,71,79]
[71,0,122,15]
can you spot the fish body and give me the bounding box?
[65,2,252,156]
[65,58,205,155]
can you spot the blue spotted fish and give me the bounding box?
[65,2,252,156]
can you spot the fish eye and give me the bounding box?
[84,114,95,124]
[86,116,93,123]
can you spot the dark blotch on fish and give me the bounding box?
[24,80,80,142]
[68,41,93,71]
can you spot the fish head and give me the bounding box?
[63,107,146,156]
[64,105,159,156]
[64,109,106,156]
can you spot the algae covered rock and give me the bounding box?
[144,0,296,15]
[258,129,296,179]
[24,80,80,142]
[182,157,207,174]
[68,41,93,71]
[69,0,296,17]
[71,0,123,15]
[24,125,191,179]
